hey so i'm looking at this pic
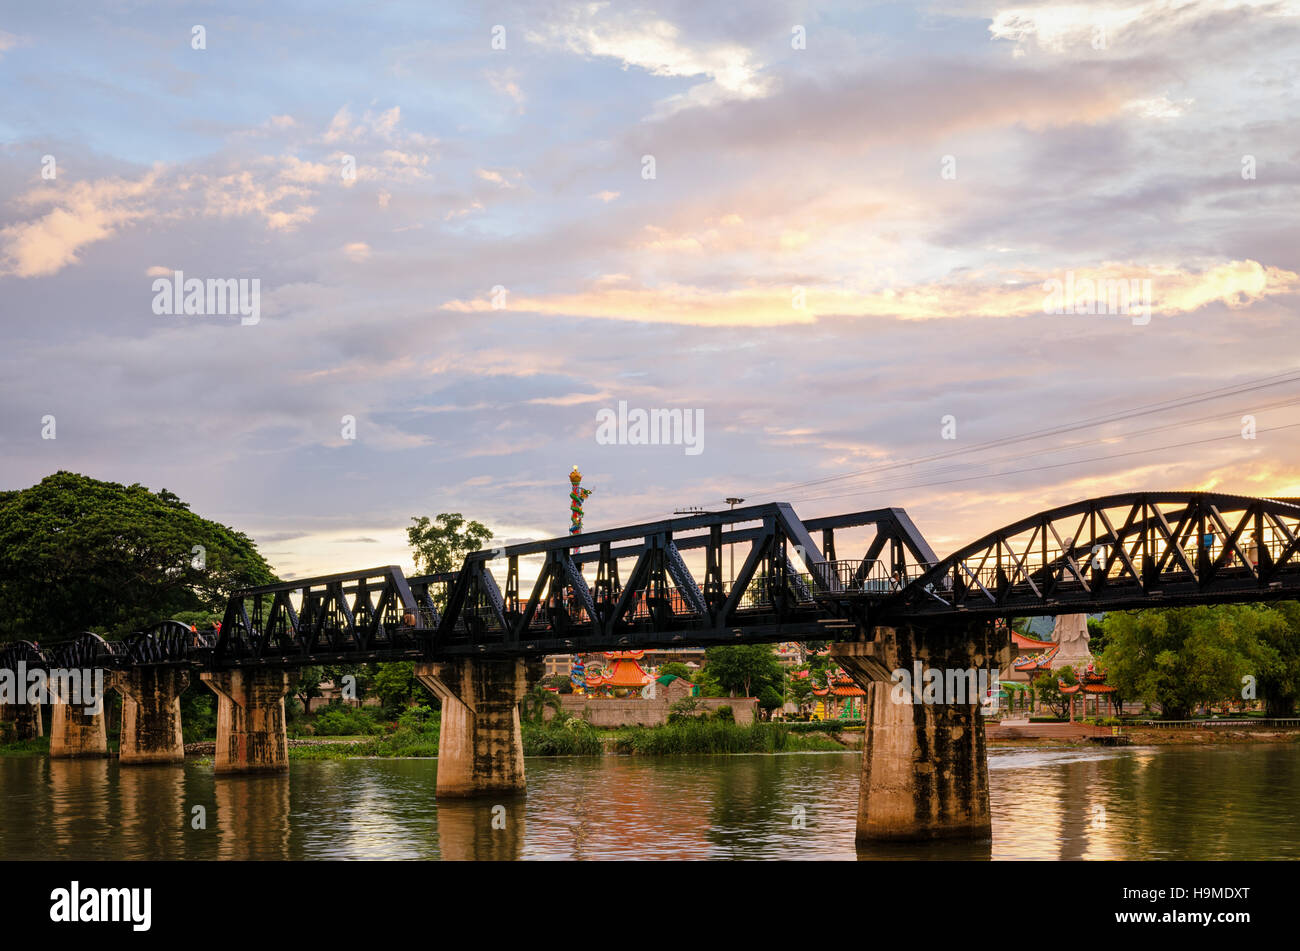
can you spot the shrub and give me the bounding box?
[611,720,843,754]
[667,697,704,723]
[711,705,735,722]
[396,704,439,733]
[522,721,602,756]
[312,703,383,736]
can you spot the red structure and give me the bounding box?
[1059,664,1118,720]
[601,650,651,697]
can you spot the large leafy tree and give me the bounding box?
[701,644,785,698]
[1250,601,1300,716]
[0,471,276,639]
[1096,605,1276,719]
[406,512,493,575]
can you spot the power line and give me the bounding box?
[739,367,1300,499]
[785,420,1300,506]
[776,395,1300,501]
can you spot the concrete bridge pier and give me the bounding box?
[832,621,1005,843]
[112,668,190,764]
[0,693,43,741]
[200,669,291,773]
[416,658,542,798]
[49,676,108,758]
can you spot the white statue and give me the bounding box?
[1052,613,1093,671]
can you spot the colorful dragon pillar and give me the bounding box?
[569,465,592,535]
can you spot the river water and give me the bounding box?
[2,744,1297,860]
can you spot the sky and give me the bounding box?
[1,0,1299,581]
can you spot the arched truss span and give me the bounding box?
[122,621,207,665]
[44,632,115,669]
[0,639,46,669]
[885,492,1300,620]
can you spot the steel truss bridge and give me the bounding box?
[10,492,1300,671]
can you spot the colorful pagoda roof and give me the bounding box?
[1013,643,1060,671]
[829,672,864,697]
[605,652,650,688]
[1011,630,1054,650]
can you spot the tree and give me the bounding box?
[701,644,784,698]
[520,685,562,724]
[373,662,423,716]
[657,662,693,682]
[1087,617,1107,655]
[406,512,493,575]
[0,471,276,639]
[1251,601,1300,716]
[1097,606,1262,719]
[1032,667,1074,719]
[294,665,327,714]
[787,670,815,713]
[757,685,784,719]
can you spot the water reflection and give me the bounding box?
[0,746,1297,860]
[216,772,290,859]
[438,800,525,860]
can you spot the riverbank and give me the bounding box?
[7,723,1297,760]
[187,721,850,760]
[988,727,1300,749]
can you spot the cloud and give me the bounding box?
[528,6,775,114]
[0,172,161,277]
[440,261,1299,326]
[988,0,1300,57]
[476,167,521,188]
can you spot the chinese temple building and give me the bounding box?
[811,668,865,720]
[1058,664,1118,720]
[600,650,652,698]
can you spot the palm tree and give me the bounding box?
[520,685,562,725]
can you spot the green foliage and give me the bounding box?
[373,662,423,717]
[311,703,383,736]
[787,670,814,710]
[1087,617,1107,654]
[690,665,727,698]
[756,685,784,715]
[666,696,704,723]
[406,512,493,575]
[520,685,562,724]
[657,662,694,682]
[522,720,603,756]
[711,704,735,722]
[0,734,50,755]
[701,644,784,697]
[0,472,277,639]
[180,686,216,743]
[612,721,842,754]
[1097,604,1299,719]
[396,704,438,732]
[783,719,864,732]
[1032,669,1071,719]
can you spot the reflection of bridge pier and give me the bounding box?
[47,757,111,844]
[215,772,291,859]
[118,761,187,857]
[416,658,542,797]
[833,620,1003,843]
[436,799,526,860]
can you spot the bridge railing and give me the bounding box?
[808,560,943,596]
